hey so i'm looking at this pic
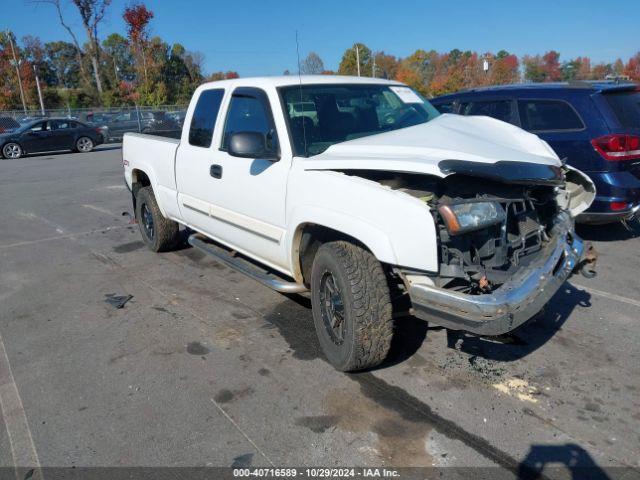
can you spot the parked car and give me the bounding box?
[431,82,640,224]
[0,118,104,159]
[123,76,596,371]
[0,116,21,134]
[141,111,181,139]
[106,110,154,140]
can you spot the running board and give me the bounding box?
[187,234,308,294]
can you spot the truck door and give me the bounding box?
[176,86,290,273]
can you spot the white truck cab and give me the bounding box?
[123,75,596,371]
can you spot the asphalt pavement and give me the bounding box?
[0,146,638,478]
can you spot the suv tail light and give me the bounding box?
[591,134,640,161]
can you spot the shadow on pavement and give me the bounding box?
[577,220,640,242]
[445,282,591,362]
[518,443,611,479]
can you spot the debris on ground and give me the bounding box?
[105,293,134,309]
[122,211,137,224]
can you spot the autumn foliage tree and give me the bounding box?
[123,3,153,87]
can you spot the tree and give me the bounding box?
[523,55,545,82]
[207,71,239,81]
[102,33,134,84]
[338,43,371,76]
[541,51,562,81]
[40,0,111,93]
[300,52,324,75]
[625,52,640,81]
[45,41,81,87]
[373,52,398,79]
[123,2,154,86]
[39,0,92,91]
[561,56,591,81]
[490,52,519,84]
[70,0,111,94]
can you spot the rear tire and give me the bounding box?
[2,143,22,159]
[135,186,180,252]
[310,241,393,371]
[76,136,94,153]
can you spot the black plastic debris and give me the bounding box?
[105,293,133,309]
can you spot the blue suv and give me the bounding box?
[431,82,640,224]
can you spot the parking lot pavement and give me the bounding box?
[0,146,639,475]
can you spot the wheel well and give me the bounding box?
[294,223,371,287]
[131,169,151,210]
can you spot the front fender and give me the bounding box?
[286,169,440,273]
[287,206,398,269]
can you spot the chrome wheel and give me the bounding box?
[2,143,22,159]
[319,271,346,345]
[76,137,93,152]
[141,203,155,241]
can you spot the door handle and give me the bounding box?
[210,164,223,179]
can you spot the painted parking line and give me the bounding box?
[0,333,42,480]
[82,204,119,217]
[0,225,130,250]
[570,282,640,309]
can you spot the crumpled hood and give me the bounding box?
[302,114,561,177]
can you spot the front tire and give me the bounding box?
[310,241,394,372]
[135,186,180,252]
[76,136,94,153]
[2,143,22,159]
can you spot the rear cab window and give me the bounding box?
[189,88,225,148]
[518,99,584,132]
[603,91,640,129]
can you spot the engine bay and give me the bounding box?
[343,170,567,294]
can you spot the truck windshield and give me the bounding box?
[280,84,440,157]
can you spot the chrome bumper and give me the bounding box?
[409,221,586,336]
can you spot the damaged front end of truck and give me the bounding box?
[341,159,597,336]
[403,160,596,335]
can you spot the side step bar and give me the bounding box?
[187,234,308,294]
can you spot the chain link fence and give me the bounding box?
[0,105,188,142]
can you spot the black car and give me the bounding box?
[0,118,104,159]
[141,111,181,138]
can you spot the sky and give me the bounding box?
[6,0,639,77]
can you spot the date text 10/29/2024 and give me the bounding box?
[233,468,401,478]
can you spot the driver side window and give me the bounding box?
[222,91,276,151]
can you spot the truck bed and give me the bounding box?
[123,132,181,218]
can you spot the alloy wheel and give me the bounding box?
[77,137,93,152]
[319,271,346,345]
[141,203,155,241]
[2,143,21,159]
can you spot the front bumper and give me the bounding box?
[409,218,586,336]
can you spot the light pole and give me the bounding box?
[33,65,45,116]
[5,30,27,113]
[355,44,360,77]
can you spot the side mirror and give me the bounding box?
[228,131,278,160]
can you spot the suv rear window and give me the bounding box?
[459,100,516,124]
[604,91,640,128]
[518,100,584,131]
[434,102,454,114]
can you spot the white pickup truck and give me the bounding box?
[123,75,596,371]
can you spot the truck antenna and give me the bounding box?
[295,30,308,157]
